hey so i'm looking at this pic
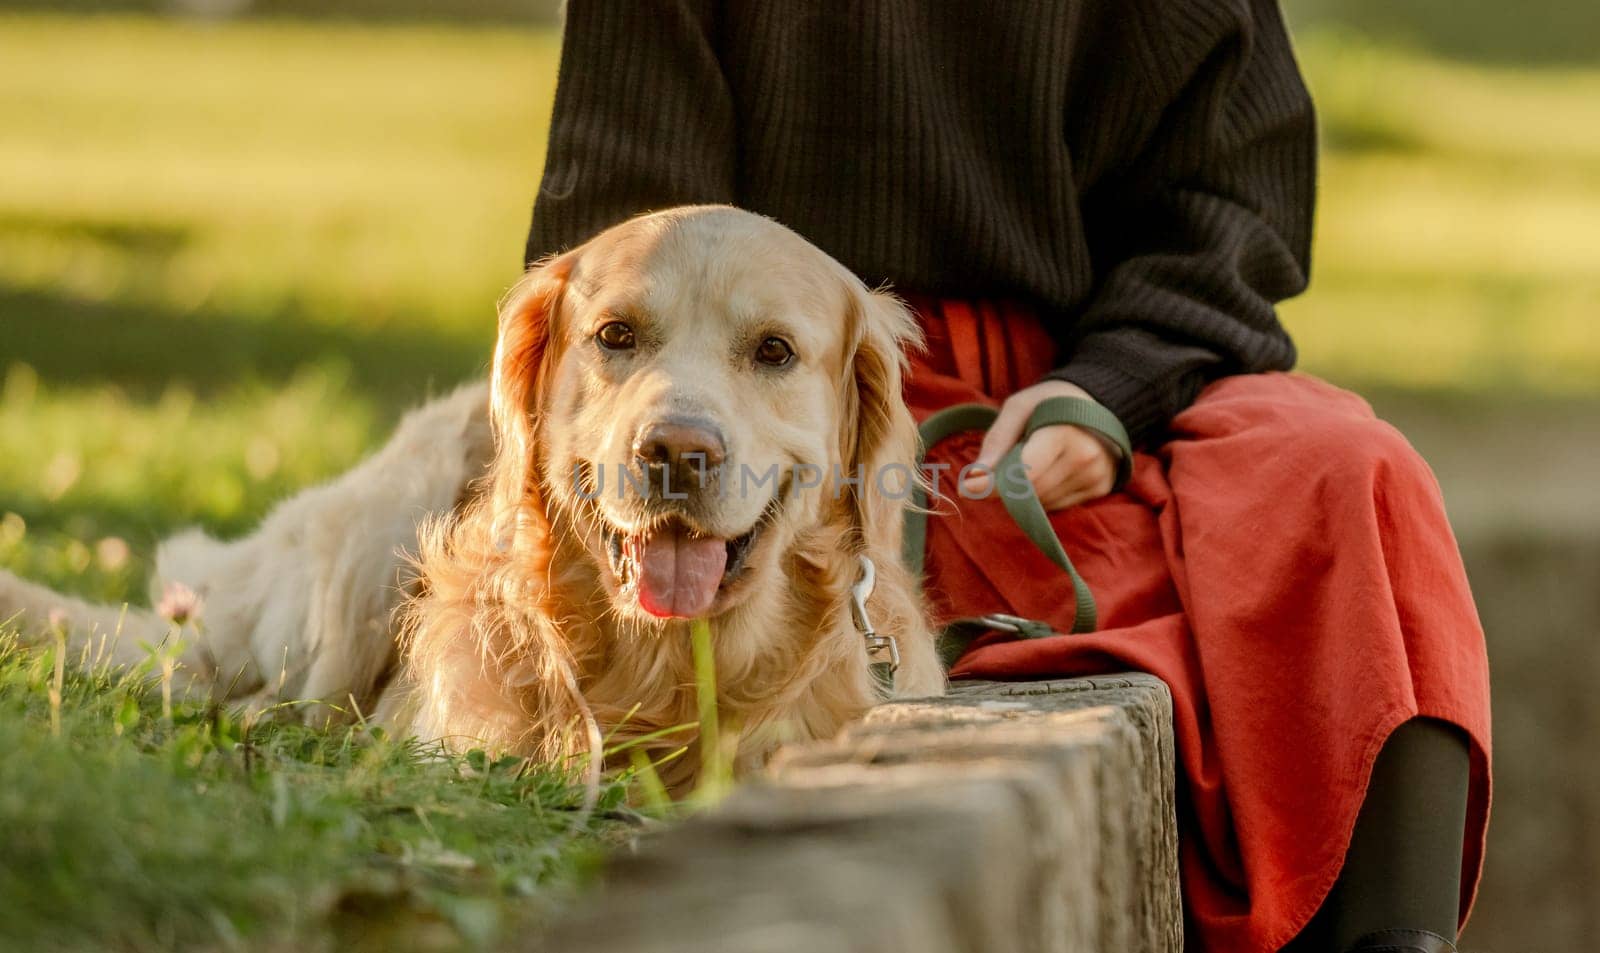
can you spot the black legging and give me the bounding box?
[1284,717,1472,952]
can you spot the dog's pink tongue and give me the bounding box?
[630,526,727,619]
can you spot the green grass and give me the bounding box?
[0,630,634,952]
[0,12,1596,947]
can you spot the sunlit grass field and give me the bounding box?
[1,16,557,580]
[0,12,1596,949]
[1290,31,1600,394]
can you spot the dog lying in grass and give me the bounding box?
[0,206,945,791]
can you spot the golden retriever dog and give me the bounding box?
[0,206,944,791]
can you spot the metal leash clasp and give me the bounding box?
[851,556,899,697]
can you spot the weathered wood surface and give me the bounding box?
[533,674,1181,953]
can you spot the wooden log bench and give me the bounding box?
[534,674,1181,953]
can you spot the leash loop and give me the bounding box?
[902,395,1134,661]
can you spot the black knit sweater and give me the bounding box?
[525,0,1317,446]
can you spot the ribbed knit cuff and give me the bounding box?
[1040,359,1169,450]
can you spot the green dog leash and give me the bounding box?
[902,395,1133,666]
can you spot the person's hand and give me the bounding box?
[959,380,1122,511]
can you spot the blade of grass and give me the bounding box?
[627,748,673,816]
[689,618,731,804]
[602,721,697,759]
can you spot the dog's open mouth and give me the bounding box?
[602,509,771,619]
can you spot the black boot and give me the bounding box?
[1345,928,1458,953]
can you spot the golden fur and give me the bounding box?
[395,207,942,790]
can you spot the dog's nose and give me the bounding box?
[633,417,727,471]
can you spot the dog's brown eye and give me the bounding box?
[596,321,636,351]
[755,336,795,367]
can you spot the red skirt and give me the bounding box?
[902,298,1492,953]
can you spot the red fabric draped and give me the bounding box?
[900,297,1492,953]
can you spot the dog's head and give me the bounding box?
[490,206,921,623]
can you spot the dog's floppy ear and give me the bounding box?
[490,253,574,536]
[841,286,924,563]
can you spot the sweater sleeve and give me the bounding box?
[524,0,737,265]
[1043,0,1316,446]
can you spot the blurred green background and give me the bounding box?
[0,2,1595,950]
